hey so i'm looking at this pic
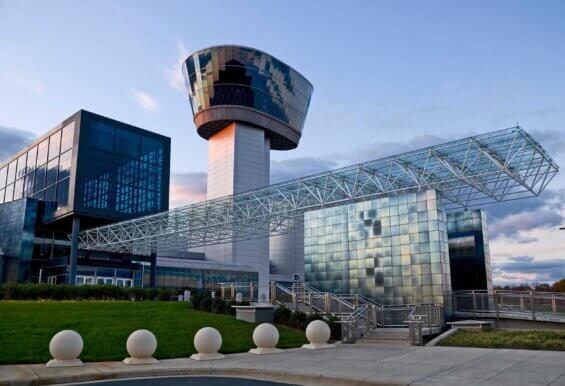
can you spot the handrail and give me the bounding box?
[451,289,565,323]
[221,281,448,332]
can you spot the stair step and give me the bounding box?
[357,338,412,346]
[362,328,410,341]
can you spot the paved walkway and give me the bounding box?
[1,344,564,386]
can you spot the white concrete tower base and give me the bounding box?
[205,122,270,301]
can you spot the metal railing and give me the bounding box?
[451,290,565,323]
[219,281,446,342]
[218,282,258,302]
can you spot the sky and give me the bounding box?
[1,0,564,286]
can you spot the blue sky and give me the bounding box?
[1,0,564,285]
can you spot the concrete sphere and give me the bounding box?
[305,320,331,345]
[193,327,222,355]
[126,330,157,359]
[49,330,83,361]
[252,323,279,349]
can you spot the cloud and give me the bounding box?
[271,157,339,184]
[528,128,565,157]
[270,134,455,184]
[336,134,453,164]
[527,106,565,118]
[165,39,190,92]
[494,257,565,284]
[0,125,36,164]
[5,70,47,95]
[132,91,159,112]
[487,189,564,240]
[508,256,534,263]
[170,172,207,207]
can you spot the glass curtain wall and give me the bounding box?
[77,116,167,218]
[184,46,313,132]
[152,266,258,290]
[304,189,451,305]
[0,122,74,215]
[447,210,492,291]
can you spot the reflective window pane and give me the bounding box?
[24,172,34,197]
[4,183,14,202]
[16,154,27,179]
[60,122,75,153]
[26,146,37,172]
[0,167,6,189]
[46,158,59,187]
[37,139,48,166]
[48,130,61,161]
[45,185,56,202]
[13,178,24,200]
[58,150,72,180]
[6,160,17,184]
[34,165,46,192]
[56,179,70,210]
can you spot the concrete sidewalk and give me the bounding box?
[1,344,564,386]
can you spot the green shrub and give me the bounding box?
[326,315,342,341]
[274,305,292,325]
[439,329,565,351]
[212,297,227,314]
[0,283,178,301]
[288,310,307,329]
[305,311,324,326]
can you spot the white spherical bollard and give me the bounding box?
[123,329,159,365]
[46,330,84,367]
[190,327,224,360]
[302,320,336,350]
[249,323,282,355]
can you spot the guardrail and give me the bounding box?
[219,281,445,341]
[451,290,565,323]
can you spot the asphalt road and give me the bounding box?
[63,376,299,386]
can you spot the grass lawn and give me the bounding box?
[0,301,307,364]
[438,329,565,351]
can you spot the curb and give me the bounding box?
[425,327,459,347]
[2,367,406,386]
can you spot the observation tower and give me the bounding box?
[182,45,313,300]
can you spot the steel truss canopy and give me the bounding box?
[78,126,558,255]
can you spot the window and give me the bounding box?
[46,158,58,187]
[16,154,27,179]
[45,185,56,202]
[4,183,14,202]
[56,179,69,209]
[0,167,6,189]
[26,146,37,172]
[48,130,61,160]
[13,178,24,200]
[58,150,72,180]
[88,121,115,150]
[60,122,74,152]
[24,173,34,197]
[37,139,48,166]
[116,128,140,159]
[6,160,17,184]
[34,165,46,192]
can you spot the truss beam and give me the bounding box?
[77,126,559,255]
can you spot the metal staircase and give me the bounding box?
[268,281,445,342]
[218,281,445,343]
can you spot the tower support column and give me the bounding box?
[205,122,271,301]
[150,252,157,288]
[68,217,80,285]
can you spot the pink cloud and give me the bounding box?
[169,172,207,208]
